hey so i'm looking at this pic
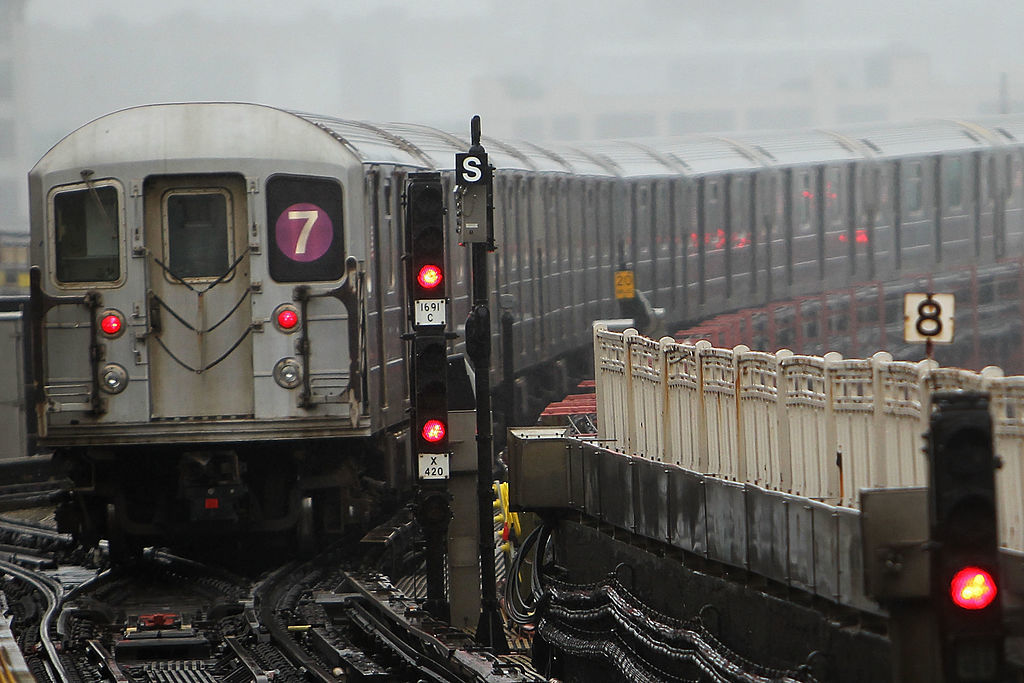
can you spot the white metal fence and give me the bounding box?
[593,323,1024,550]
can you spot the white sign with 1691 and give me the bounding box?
[415,299,446,327]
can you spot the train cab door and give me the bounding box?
[143,174,254,418]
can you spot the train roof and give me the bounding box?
[32,102,1024,183]
[31,102,361,179]
[835,119,996,157]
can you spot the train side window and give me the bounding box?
[906,162,923,213]
[703,178,723,251]
[52,182,122,284]
[1010,154,1024,209]
[825,167,842,226]
[165,190,231,280]
[382,175,395,292]
[944,156,963,209]
[795,171,813,234]
[266,174,344,282]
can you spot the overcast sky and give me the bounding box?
[16,0,1024,159]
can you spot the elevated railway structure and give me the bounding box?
[508,318,1024,681]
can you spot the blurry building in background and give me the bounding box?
[0,0,29,292]
[476,46,1005,141]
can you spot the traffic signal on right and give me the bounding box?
[928,391,1004,682]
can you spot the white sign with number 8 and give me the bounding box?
[903,292,955,344]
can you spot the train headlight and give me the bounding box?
[99,309,126,339]
[273,304,300,333]
[273,357,302,389]
[99,363,128,394]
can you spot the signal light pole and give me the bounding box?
[456,116,508,653]
[405,172,452,621]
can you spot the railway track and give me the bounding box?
[0,511,544,682]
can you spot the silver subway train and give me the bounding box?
[26,103,1024,551]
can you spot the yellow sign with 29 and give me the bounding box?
[614,270,635,299]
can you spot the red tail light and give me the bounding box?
[100,312,123,336]
[274,305,299,332]
[950,566,997,610]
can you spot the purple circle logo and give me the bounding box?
[275,203,333,262]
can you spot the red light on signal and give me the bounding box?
[204,498,219,510]
[100,313,122,336]
[417,264,443,289]
[951,566,997,610]
[277,308,298,330]
[422,418,446,443]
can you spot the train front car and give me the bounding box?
[28,103,379,554]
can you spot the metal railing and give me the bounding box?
[593,323,1024,551]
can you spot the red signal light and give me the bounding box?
[100,313,122,336]
[417,264,443,289]
[422,418,446,443]
[950,566,997,610]
[276,308,298,331]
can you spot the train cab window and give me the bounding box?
[165,191,231,279]
[52,182,121,283]
[266,175,344,282]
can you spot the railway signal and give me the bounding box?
[928,392,1004,682]
[405,172,451,621]
[408,172,448,329]
[412,333,450,476]
[405,171,451,479]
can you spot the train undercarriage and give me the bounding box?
[52,437,404,558]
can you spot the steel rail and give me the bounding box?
[223,635,271,683]
[253,562,336,683]
[0,559,71,682]
[85,640,129,683]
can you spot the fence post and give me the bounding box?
[623,328,639,455]
[732,344,750,482]
[823,351,843,503]
[915,359,938,487]
[593,322,609,443]
[774,348,794,492]
[659,336,675,465]
[870,351,893,488]
[695,340,711,473]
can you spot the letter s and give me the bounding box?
[462,156,483,184]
